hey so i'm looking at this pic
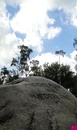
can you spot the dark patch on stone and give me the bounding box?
[0,109,14,124]
[0,101,10,111]
[27,111,35,130]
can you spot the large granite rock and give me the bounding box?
[0,76,77,130]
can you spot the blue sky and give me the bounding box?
[0,0,77,72]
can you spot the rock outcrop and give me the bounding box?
[0,76,77,130]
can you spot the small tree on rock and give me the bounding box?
[30,60,42,76]
[11,45,33,77]
[0,66,9,84]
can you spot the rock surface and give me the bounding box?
[0,76,77,130]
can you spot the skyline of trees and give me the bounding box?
[0,42,77,97]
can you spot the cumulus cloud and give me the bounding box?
[47,27,61,39]
[0,1,10,38]
[0,0,77,67]
[10,0,62,52]
[10,0,77,53]
[32,52,76,73]
[4,0,22,7]
[48,0,77,27]
[69,5,77,27]
[0,32,21,66]
[0,1,19,66]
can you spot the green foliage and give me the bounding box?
[60,65,74,90]
[43,62,74,91]
[55,50,66,64]
[73,38,77,73]
[11,45,33,76]
[73,38,77,49]
[30,60,42,76]
[43,62,49,70]
[1,66,9,75]
[0,40,77,98]
[55,50,66,57]
[72,75,77,97]
[44,62,61,84]
[19,45,33,65]
[30,61,75,96]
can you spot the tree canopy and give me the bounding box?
[73,38,77,50]
[55,50,66,64]
[11,45,33,77]
[43,62,74,92]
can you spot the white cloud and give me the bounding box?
[47,27,61,39]
[4,0,22,7]
[32,51,76,73]
[32,53,58,65]
[0,0,21,66]
[69,5,77,27]
[0,0,77,67]
[48,0,77,27]
[49,0,77,10]
[10,0,77,54]
[0,1,10,39]
[23,31,43,52]
[10,0,62,52]
[0,32,20,66]
[0,16,10,40]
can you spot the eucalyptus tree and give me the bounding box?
[30,60,42,76]
[74,54,77,74]
[73,38,77,50]
[11,44,33,77]
[73,38,77,74]
[55,50,66,64]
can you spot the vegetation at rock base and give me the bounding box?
[0,42,77,97]
[43,63,75,94]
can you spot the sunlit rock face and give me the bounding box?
[0,76,77,130]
